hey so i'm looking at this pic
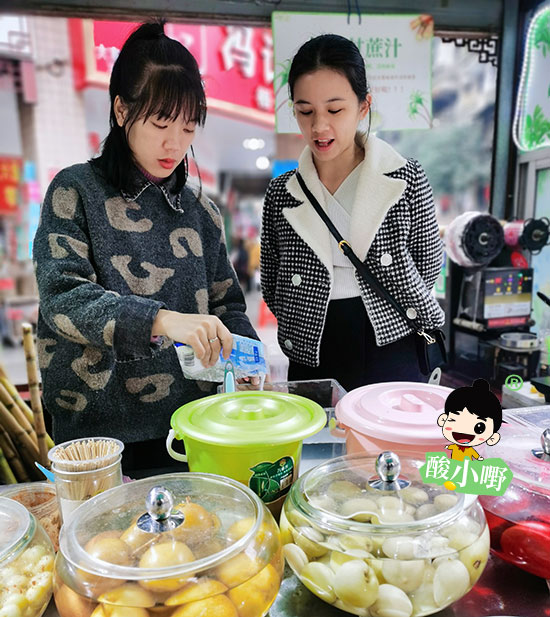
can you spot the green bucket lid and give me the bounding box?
[171,391,327,447]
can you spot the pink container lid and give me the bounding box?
[335,382,454,446]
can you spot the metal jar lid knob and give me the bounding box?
[369,451,410,491]
[532,428,550,462]
[137,486,186,533]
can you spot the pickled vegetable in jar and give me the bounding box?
[0,496,55,617]
[281,452,489,617]
[479,418,550,581]
[53,473,283,617]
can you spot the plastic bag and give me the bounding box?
[174,334,267,382]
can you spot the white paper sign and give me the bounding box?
[272,12,433,133]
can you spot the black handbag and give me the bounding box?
[295,172,447,376]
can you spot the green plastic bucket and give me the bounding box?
[167,391,326,511]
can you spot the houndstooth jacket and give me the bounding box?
[260,133,445,367]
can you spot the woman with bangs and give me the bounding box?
[33,21,258,472]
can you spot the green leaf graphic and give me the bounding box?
[408,90,432,127]
[533,11,550,57]
[523,104,550,148]
[250,462,273,474]
[274,60,291,95]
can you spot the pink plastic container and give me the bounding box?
[333,382,454,457]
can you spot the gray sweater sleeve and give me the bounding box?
[33,169,165,362]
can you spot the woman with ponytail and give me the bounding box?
[33,21,257,472]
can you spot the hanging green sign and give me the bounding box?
[513,5,550,152]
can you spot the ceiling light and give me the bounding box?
[256,156,270,170]
[243,138,266,151]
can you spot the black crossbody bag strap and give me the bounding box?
[295,172,435,344]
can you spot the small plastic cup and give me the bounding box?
[48,437,125,524]
[52,456,123,524]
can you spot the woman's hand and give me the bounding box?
[152,309,233,367]
[237,376,261,387]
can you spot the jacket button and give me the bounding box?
[380,253,393,266]
[291,274,302,286]
[284,339,293,350]
[406,308,417,320]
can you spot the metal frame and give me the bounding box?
[0,0,503,30]
[515,149,550,220]
[440,34,500,66]
[490,0,520,220]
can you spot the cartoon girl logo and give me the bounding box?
[437,379,502,462]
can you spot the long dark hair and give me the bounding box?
[93,20,206,192]
[288,34,371,135]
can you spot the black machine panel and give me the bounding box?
[458,267,533,329]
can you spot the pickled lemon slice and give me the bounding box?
[165,578,228,605]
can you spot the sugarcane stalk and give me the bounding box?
[22,324,50,468]
[0,375,34,424]
[0,426,30,482]
[0,398,41,470]
[0,445,17,484]
[0,377,54,449]
[0,382,38,447]
[0,360,54,450]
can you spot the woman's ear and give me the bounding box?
[359,93,372,120]
[113,95,127,127]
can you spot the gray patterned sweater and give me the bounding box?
[33,162,257,444]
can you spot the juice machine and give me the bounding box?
[444,211,550,389]
[449,263,539,387]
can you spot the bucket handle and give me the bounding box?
[329,417,347,439]
[166,429,188,462]
[428,367,442,386]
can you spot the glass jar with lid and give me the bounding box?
[478,408,550,584]
[53,472,283,617]
[0,496,55,617]
[281,452,489,617]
